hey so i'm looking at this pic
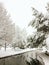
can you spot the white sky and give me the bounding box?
[0,0,49,34]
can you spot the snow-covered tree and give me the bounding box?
[0,3,15,50]
[27,3,49,49]
[11,26,27,49]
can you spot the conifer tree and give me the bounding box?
[27,3,49,49]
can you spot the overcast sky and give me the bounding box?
[0,0,49,34]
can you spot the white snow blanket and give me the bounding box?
[0,47,48,59]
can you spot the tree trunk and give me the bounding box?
[5,43,6,51]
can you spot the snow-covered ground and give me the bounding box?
[0,47,22,58]
[0,47,48,58]
[0,47,49,65]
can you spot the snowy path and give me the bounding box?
[0,47,47,59]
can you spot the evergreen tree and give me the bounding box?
[27,3,49,49]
